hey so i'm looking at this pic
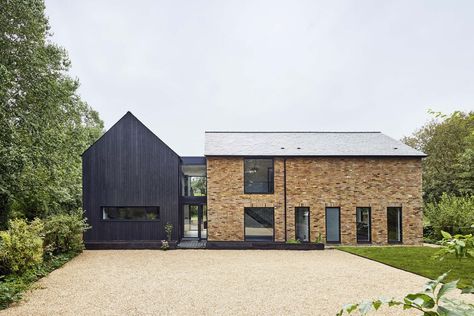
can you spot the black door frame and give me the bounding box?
[182,203,207,241]
[295,207,310,242]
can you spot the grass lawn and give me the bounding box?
[338,246,474,289]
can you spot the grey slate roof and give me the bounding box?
[204,131,426,157]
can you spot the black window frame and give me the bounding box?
[243,158,275,194]
[101,206,161,222]
[295,207,310,242]
[356,207,371,244]
[244,207,275,242]
[325,207,341,244]
[387,207,403,244]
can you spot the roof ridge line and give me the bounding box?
[204,131,381,134]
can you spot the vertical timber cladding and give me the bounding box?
[207,157,286,241]
[82,112,181,245]
[207,156,423,245]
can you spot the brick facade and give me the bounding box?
[207,156,423,245]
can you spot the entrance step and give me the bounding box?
[177,240,207,249]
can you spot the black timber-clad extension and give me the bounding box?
[82,112,181,248]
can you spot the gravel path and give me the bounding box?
[2,249,472,316]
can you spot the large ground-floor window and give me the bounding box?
[244,207,274,241]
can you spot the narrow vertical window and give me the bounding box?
[387,207,402,243]
[325,207,340,243]
[295,207,310,242]
[356,207,371,243]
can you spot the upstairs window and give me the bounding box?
[244,159,274,194]
[102,206,160,221]
[183,176,207,196]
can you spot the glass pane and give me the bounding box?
[244,159,274,193]
[326,207,340,242]
[183,176,207,196]
[189,205,199,231]
[387,207,401,242]
[184,205,190,234]
[295,207,310,242]
[201,205,207,239]
[245,207,274,241]
[356,207,371,242]
[102,207,159,220]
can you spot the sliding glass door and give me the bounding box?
[325,207,340,243]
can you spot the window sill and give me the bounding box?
[244,192,274,195]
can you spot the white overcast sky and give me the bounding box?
[45,0,473,155]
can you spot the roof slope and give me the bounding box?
[82,111,180,158]
[204,131,426,157]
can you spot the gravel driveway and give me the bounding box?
[2,249,472,316]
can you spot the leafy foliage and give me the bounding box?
[164,222,173,241]
[402,111,474,202]
[190,177,207,196]
[337,272,474,315]
[161,240,170,251]
[0,219,44,274]
[286,239,301,244]
[0,251,77,309]
[43,211,90,254]
[315,232,323,243]
[0,0,103,225]
[434,231,474,261]
[424,194,474,238]
[0,214,88,309]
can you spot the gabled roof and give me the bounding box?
[204,131,426,157]
[82,111,180,158]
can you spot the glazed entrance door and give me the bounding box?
[183,204,207,240]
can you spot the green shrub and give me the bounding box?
[425,194,474,239]
[338,272,474,315]
[286,239,301,244]
[314,232,323,243]
[43,211,90,254]
[0,219,44,274]
[0,251,77,309]
[164,222,173,241]
[0,277,27,309]
[434,231,474,261]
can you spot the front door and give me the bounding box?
[183,204,207,240]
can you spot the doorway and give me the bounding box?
[183,204,207,240]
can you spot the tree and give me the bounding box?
[0,0,103,225]
[402,111,474,202]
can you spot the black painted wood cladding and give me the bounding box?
[82,112,181,245]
